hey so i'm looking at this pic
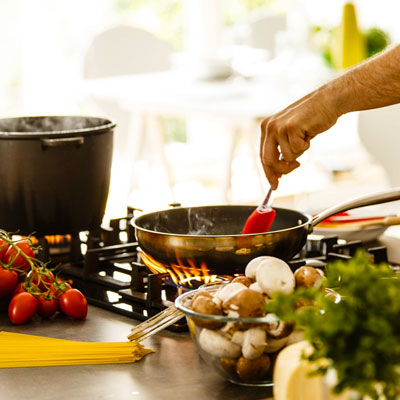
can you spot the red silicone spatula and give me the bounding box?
[242,188,276,234]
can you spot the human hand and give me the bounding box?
[260,91,339,189]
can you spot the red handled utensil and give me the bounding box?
[242,188,276,234]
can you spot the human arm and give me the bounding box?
[260,44,400,190]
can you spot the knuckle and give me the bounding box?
[285,119,296,132]
[290,135,308,153]
[266,118,278,133]
[286,115,301,131]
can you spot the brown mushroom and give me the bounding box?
[231,276,253,287]
[191,290,213,304]
[236,355,271,381]
[294,266,323,288]
[191,295,224,329]
[222,288,265,317]
[215,282,248,304]
[220,357,238,375]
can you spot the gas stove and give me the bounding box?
[38,207,391,332]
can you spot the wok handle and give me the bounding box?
[310,188,400,229]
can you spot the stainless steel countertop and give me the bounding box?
[0,305,273,400]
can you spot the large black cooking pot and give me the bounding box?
[0,116,115,235]
[133,188,400,275]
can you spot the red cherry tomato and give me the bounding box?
[8,292,38,324]
[50,280,72,298]
[29,270,55,291]
[0,238,10,261]
[0,267,18,299]
[12,282,27,297]
[59,289,87,320]
[4,241,35,273]
[37,295,59,318]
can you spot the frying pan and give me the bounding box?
[132,188,400,275]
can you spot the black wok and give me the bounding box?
[133,188,400,275]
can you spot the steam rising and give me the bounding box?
[0,116,113,136]
[187,207,215,235]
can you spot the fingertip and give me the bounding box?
[272,173,281,190]
[265,171,279,190]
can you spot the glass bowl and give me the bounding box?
[175,284,282,387]
[175,283,340,387]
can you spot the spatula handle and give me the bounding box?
[258,188,273,212]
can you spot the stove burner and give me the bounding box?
[39,208,389,332]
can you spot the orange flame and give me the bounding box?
[29,235,72,246]
[140,251,219,286]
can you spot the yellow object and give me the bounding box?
[0,331,153,368]
[273,341,349,400]
[331,2,366,69]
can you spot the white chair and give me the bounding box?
[83,25,176,212]
[358,104,400,187]
[83,25,173,79]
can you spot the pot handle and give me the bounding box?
[41,136,85,148]
[310,188,400,229]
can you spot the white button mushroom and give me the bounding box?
[220,321,240,337]
[264,336,288,353]
[265,314,294,339]
[242,327,267,360]
[198,328,242,359]
[248,281,263,294]
[245,256,276,280]
[286,330,305,346]
[255,257,295,296]
[231,330,245,346]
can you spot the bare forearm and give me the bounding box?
[260,44,400,190]
[323,44,400,115]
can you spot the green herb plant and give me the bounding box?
[266,251,400,400]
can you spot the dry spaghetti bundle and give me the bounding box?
[0,331,153,368]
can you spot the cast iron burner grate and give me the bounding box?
[38,207,389,332]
